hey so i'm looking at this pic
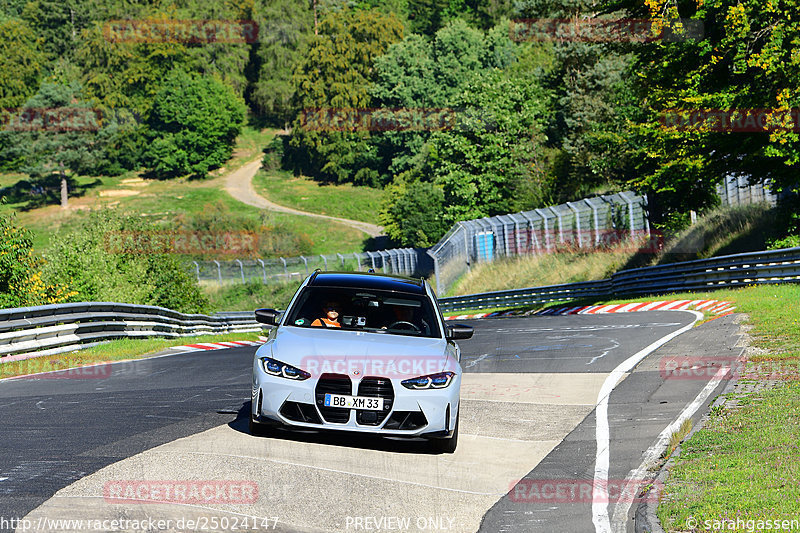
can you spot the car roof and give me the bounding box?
[306,271,427,295]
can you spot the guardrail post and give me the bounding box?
[257,259,267,283]
[279,257,288,278]
[534,209,551,251]
[520,212,537,253]
[431,254,442,296]
[300,255,308,275]
[549,207,564,244]
[337,253,344,269]
[321,254,328,270]
[354,253,362,271]
[566,202,583,248]
[213,260,222,284]
[192,261,200,283]
[235,259,245,283]
[585,199,600,246]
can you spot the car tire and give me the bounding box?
[431,411,459,454]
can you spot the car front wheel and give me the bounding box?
[431,410,459,454]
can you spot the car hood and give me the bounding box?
[259,326,454,378]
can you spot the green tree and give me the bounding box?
[143,71,246,178]
[249,0,313,126]
[426,69,552,224]
[75,18,193,117]
[380,68,552,245]
[20,0,94,61]
[613,0,800,223]
[370,20,517,178]
[379,173,448,246]
[3,82,103,209]
[0,17,46,109]
[287,8,404,184]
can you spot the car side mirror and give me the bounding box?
[255,308,279,326]
[446,324,473,340]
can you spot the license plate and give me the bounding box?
[324,394,384,410]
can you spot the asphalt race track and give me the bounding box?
[0,311,744,533]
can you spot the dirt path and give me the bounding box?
[225,158,384,238]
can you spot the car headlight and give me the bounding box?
[401,371,455,390]
[260,357,310,380]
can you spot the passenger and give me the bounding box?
[312,301,341,328]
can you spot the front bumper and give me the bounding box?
[252,360,460,438]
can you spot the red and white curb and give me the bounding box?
[168,337,268,353]
[445,299,735,321]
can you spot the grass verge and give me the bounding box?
[447,247,637,296]
[447,283,800,529]
[0,331,265,380]
[203,280,302,312]
[0,127,368,255]
[252,169,383,224]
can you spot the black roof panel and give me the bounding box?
[307,272,426,294]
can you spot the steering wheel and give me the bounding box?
[387,321,421,332]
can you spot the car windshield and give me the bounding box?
[284,286,442,338]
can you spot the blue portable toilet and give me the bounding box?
[475,231,494,262]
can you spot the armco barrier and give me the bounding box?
[0,303,260,360]
[2,247,799,359]
[437,247,800,312]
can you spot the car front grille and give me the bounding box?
[315,373,352,423]
[356,377,394,426]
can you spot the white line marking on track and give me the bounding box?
[592,310,703,533]
[464,353,490,368]
[587,340,621,365]
[610,366,730,532]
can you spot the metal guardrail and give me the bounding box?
[0,303,261,360]
[3,247,798,359]
[438,247,800,312]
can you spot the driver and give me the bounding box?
[312,301,341,328]
[384,305,424,332]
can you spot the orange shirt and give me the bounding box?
[311,318,341,328]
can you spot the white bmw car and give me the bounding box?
[250,271,473,453]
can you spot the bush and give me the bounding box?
[380,175,449,247]
[261,135,285,172]
[144,71,246,178]
[0,211,74,308]
[42,210,209,313]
